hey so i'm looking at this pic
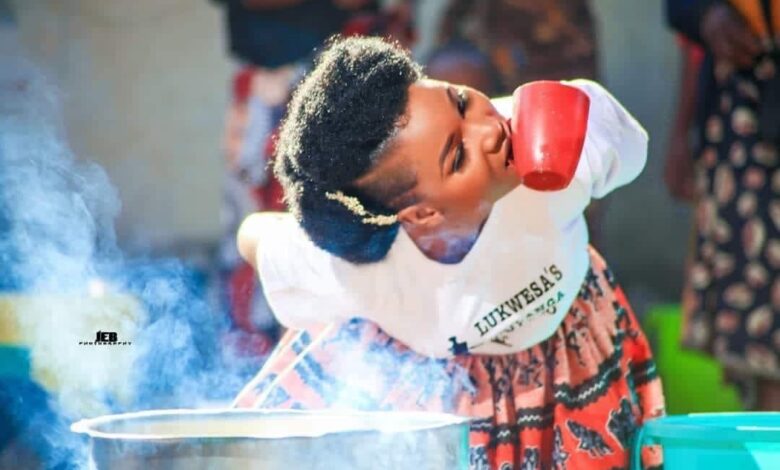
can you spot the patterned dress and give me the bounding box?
[682,52,780,381]
[234,247,665,469]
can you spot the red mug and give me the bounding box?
[510,81,590,191]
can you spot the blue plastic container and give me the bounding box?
[633,413,780,469]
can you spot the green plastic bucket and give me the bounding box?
[633,413,780,469]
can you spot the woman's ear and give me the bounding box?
[397,204,443,231]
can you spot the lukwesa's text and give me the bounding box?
[474,264,563,338]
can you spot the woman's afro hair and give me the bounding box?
[274,35,424,263]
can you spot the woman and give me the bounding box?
[235,36,664,469]
[667,0,780,410]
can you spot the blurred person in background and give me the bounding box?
[436,0,597,93]
[425,40,503,98]
[664,37,705,204]
[211,0,415,361]
[427,0,607,249]
[666,0,780,411]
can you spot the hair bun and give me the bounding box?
[273,36,422,263]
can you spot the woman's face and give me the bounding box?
[369,79,520,238]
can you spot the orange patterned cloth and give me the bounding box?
[235,247,665,469]
[727,0,780,38]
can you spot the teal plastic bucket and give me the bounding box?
[633,413,780,469]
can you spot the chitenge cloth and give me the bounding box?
[234,247,665,469]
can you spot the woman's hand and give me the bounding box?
[700,3,761,68]
[663,130,696,202]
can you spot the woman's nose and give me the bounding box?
[471,117,505,155]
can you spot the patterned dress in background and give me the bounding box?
[234,248,665,469]
[682,53,780,382]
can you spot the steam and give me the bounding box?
[410,200,494,263]
[1,25,474,470]
[323,337,474,413]
[234,321,474,469]
[413,228,481,264]
[254,322,474,414]
[1,41,259,468]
